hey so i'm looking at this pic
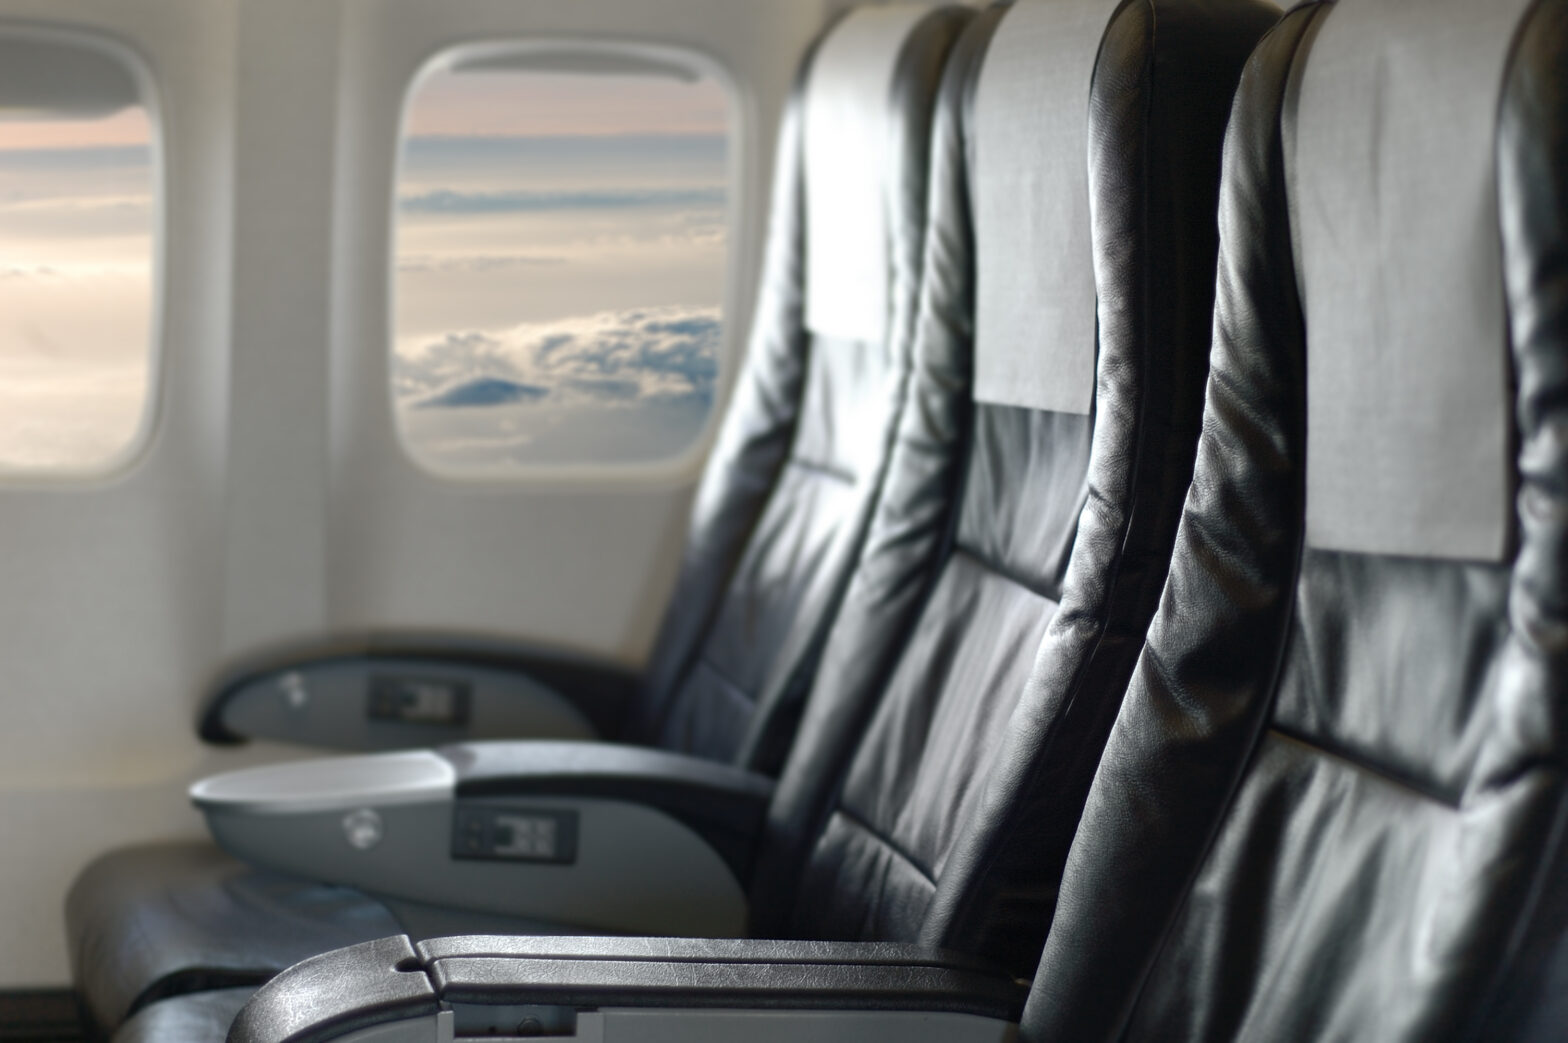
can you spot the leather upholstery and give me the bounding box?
[111,989,254,1043]
[751,0,1275,982]
[918,0,1279,972]
[1475,3,1568,1035]
[1022,1,1568,1038]
[628,6,973,773]
[66,842,400,1033]
[228,934,1027,1043]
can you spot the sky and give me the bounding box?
[393,68,730,471]
[0,63,729,474]
[0,106,154,471]
[405,67,728,138]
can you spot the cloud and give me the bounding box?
[415,376,549,409]
[0,193,151,211]
[0,359,148,470]
[396,253,566,274]
[402,133,725,166]
[395,305,721,409]
[399,186,724,215]
[0,144,152,170]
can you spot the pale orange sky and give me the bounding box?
[0,68,727,470]
[0,70,726,149]
[406,71,727,138]
[0,106,149,151]
[0,103,154,470]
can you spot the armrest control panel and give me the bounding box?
[369,674,473,727]
[451,803,578,865]
[192,741,774,937]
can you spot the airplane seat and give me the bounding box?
[94,0,1277,1039]
[1021,0,1568,1038]
[623,2,972,771]
[65,5,974,1037]
[198,3,968,770]
[744,0,1276,970]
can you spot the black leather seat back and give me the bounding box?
[626,5,971,771]
[749,0,1275,978]
[1025,1,1568,1038]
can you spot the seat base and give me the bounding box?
[66,841,402,1034]
[112,987,255,1043]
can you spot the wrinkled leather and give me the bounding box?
[752,0,1273,984]
[1023,1,1568,1039]
[65,842,400,1034]
[749,4,1014,945]
[1473,2,1568,1036]
[921,0,1277,971]
[235,936,1025,1043]
[630,7,973,773]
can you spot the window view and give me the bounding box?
[393,51,730,474]
[0,36,157,473]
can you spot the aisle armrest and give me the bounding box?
[193,742,774,937]
[228,935,1027,1043]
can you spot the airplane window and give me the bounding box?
[393,47,730,474]
[0,33,157,475]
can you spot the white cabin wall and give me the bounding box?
[219,0,342,655]
[0,0,840,987]
[0,0,240,986]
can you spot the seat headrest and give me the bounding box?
[971,0,1119,415]
[1290,0,1535,562]
[802,5,934,345]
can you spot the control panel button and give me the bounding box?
[342,808,384,850]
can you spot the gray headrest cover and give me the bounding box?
[971,0,1113,414]
[803,5,931,345]
[1289,0,1533,561]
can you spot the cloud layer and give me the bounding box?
[400,186,724,215]
[395,305,721,410]
[395,253,565,274]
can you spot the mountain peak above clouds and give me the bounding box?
[414,376,550,409]
[396,304,721,409]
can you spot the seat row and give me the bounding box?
[62,0,1568,1039]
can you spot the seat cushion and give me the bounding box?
[67,841,400,1033]
[112,988,256,1043]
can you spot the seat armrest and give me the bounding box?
[198,636,641,750]
[229,935,1026,1043]
[442,741,774,875]
[193,742,774,937]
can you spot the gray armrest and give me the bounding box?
[193,742,774,937]
[228,935,1026,1043]
[198,638,642,751]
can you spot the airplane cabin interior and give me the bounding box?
[0,0,1563,1040]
